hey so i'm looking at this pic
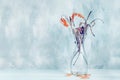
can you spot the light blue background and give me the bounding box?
[0,0,120,70]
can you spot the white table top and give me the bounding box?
[0,69,120,80]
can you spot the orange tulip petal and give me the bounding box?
[60,18,69,27]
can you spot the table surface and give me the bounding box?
[0,69,120,80]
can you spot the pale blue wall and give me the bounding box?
[0,0,120,69]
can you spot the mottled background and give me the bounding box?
[0,0,120,70]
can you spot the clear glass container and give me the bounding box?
[70,44,88,75]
